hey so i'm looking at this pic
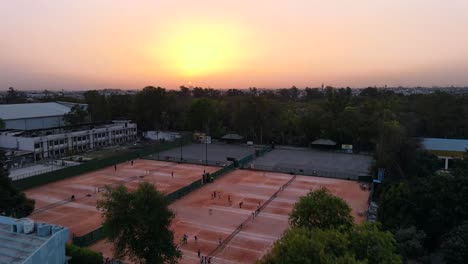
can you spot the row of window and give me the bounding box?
[33,129,136,149]
[39,135,136,153]
[73,135,90,142]
[34,135,137,159]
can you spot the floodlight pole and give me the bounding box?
[205,137,208,166]
[180,136,183,161]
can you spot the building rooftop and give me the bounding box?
[0,216,68,264]
[0,102,72,120]
[421,138,468,152]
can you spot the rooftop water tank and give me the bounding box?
[37,223,51,237]
[22,219,35,234]
[11,221,24,233]
[52,226,63,234]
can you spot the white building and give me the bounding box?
[0,102,85,130]
[0,121,137,161]
[421,137,468,170]
[143,131,181,141]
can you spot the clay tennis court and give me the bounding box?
[24,159,218,238]
[90,169,370,263]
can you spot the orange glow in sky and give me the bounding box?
[1,0,468,90]
[154,22,247,79]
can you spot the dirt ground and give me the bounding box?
[90,169,370,263]
[25,159,218,238]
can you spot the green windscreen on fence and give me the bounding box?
[72,160,237,247]
[13,135,192,191]
[72,144,273,247]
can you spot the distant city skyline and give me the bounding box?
[1,0,468,90]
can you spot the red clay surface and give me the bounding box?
[24,159,218,238]
[90,170,370,264]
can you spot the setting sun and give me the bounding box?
[159,24,241,78]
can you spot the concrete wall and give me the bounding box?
[23,226,69,264]
[0,216,69,264]
[4,116,65,130]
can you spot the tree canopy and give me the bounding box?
[0,151,35,217]
[63,105,89,125]
[258,224,401,264]
[289,187,353,231]
[441,221,468,264]
[260,188,401,264]
[97,182,181,264]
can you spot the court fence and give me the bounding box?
[207,174,297,259]
[12,135,193,191]
[72,154,238,247]
[244,163,367,181]
[11,164,71,182]
[72,226,105,248]
[143,155,230,167]
[144,144,273,168]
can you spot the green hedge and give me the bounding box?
[66,243,103,264]
[13,137,192,191]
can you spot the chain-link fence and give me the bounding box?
[13,135,193,191]
[246,163,363,180]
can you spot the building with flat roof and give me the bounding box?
[0,102,86,130]
[0,121,137,162]
[421,137,468,170]
[0,216,69,264]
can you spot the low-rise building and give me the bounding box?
[0,120,137,161]
[0,102,86,130]
[0,216,69,264]
[421,137,468,170]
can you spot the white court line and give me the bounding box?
[234,231,278,242]
[177,220,236,235]
[221,242,264,253]
[249,212,289,221]
[68,184,97,192]
[207,205,255,215]
[65,202,99,212]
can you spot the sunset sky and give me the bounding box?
[1,0,468,90]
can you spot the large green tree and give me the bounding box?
[393,226,427,261]
[348,223,402,264]
[97,182,181,264]
[289,187,353,231]
[132,86,168,131]
[258,224,401,264]
[0,151,35,217]
[257,227,359,264]
[441,222,468,264]
[83,90,110,122]
[63,105,89,125]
